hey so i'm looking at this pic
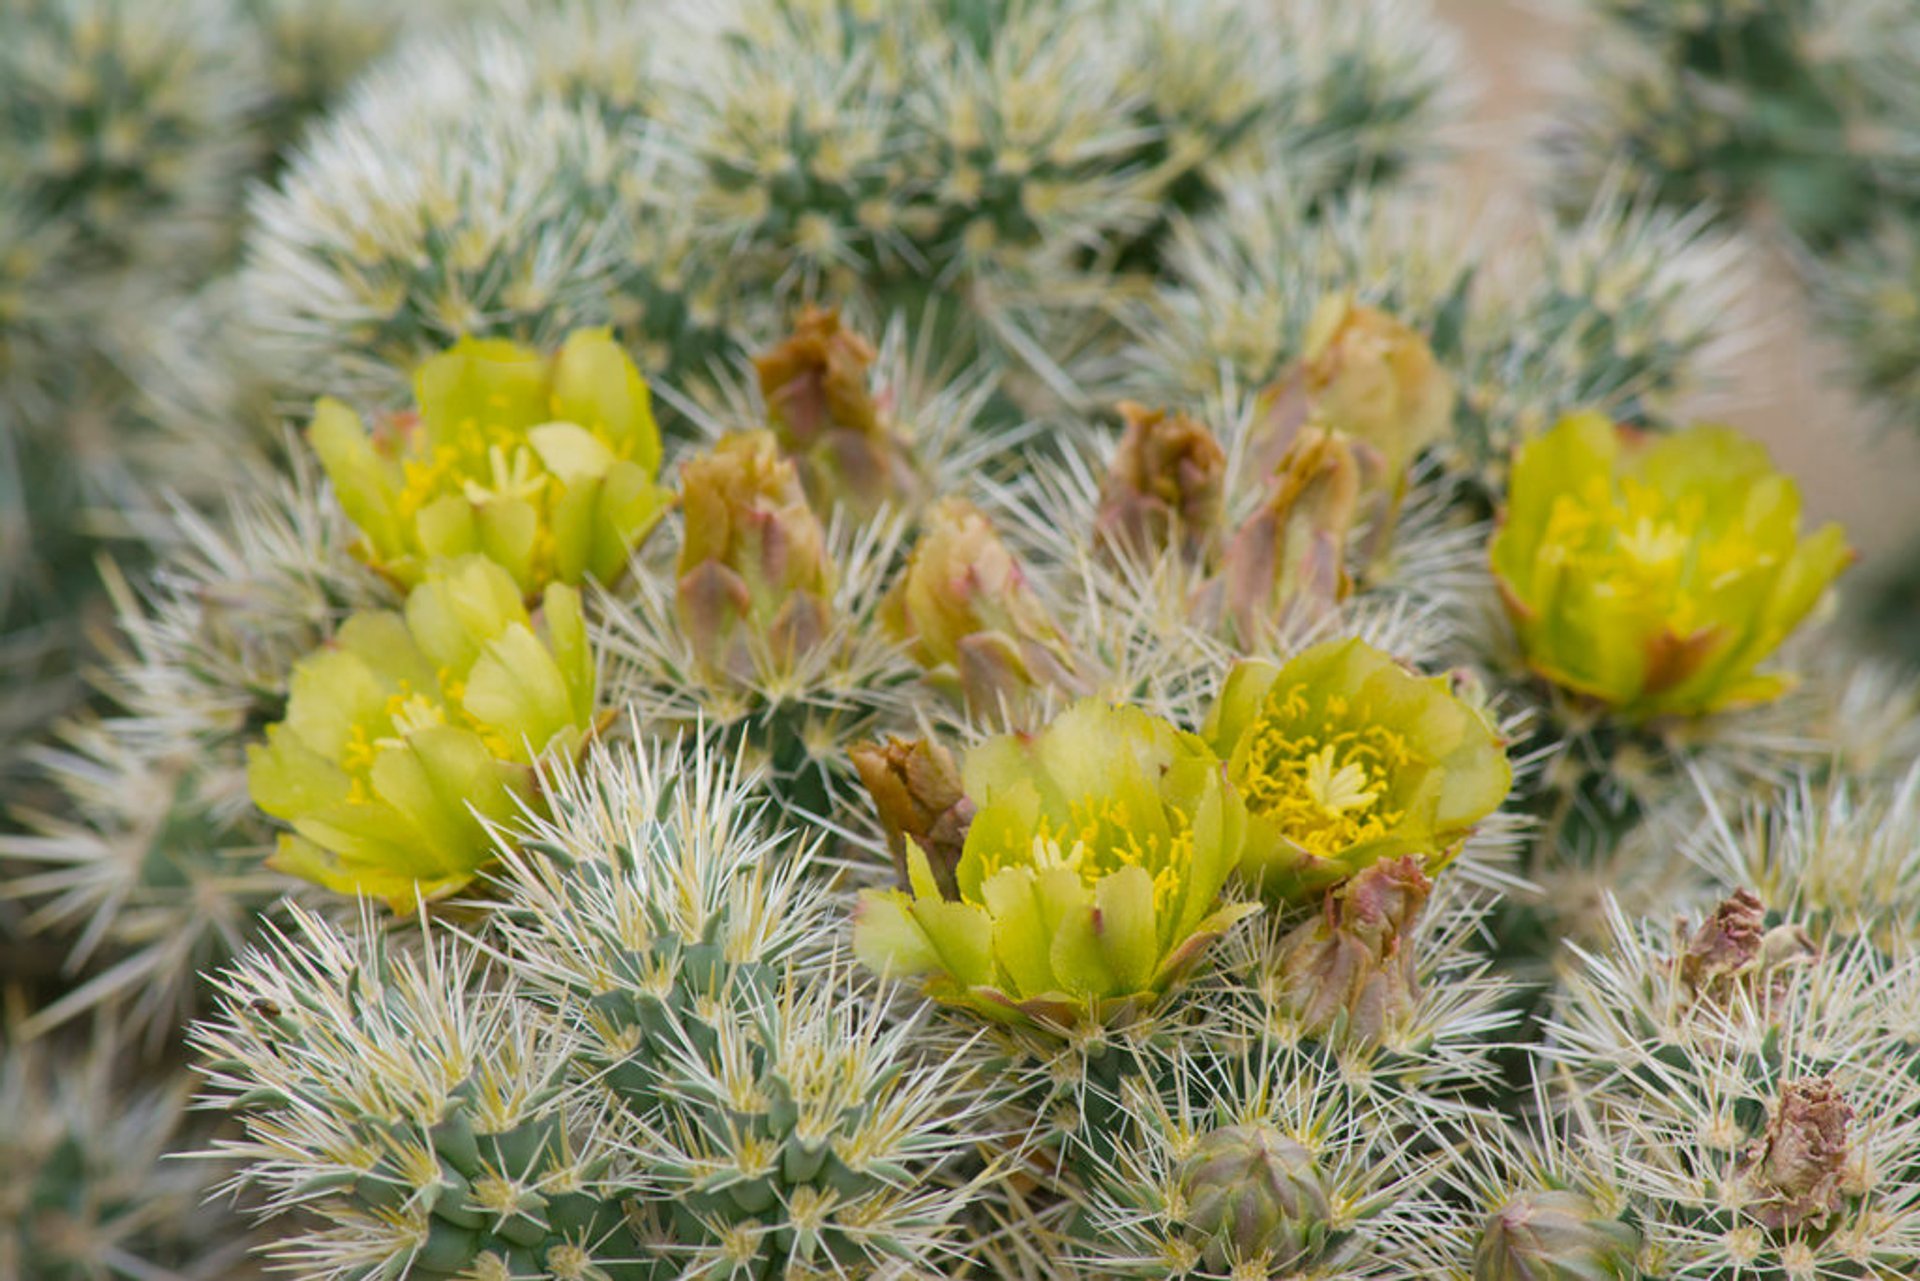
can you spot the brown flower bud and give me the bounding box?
[1274,856,1430,1043]
[1094,401,1226,564]
[753,306,919,516]
[675,431,835,679]
[1210,426,1365,639]
[1677,891,1817,998]
[882,497,1081,714]
[1679,889,1767,988]
[849,736,974,897]
[1744,1077,1854,1230]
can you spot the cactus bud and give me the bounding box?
[1744,1077,1854,1230]
[1253,293,1454,477]
[1677,891,1817,998]
[675,431,836,679]
[882,496,1080,713]
[1273,856,1429,1042]
[848,735,974,897]
[1094,401,1226,564]
[1211,426,1364,638]
[1474,1189,1640,1281]
[1179,1123,1334,1271]
[753,306,919,516]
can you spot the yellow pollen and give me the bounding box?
[981,793,1192,912]
[1240,686,1408,859]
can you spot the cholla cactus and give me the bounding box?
[1,1023,247,1281]
[1813,210,1920,432]
[1552,0,1920,251]
[1545,894,1920,1276]
[0,460,376,1037]
[236,84,716,408]
[197,735,996,1279]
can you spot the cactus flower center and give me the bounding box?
[1239,693,1408,859]
[990,794,1193,912]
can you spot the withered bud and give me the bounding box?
[1094,401,1226,564]
[1679,889,1767,987]
[1744,1077,1854,1230]
[1274,856,1430,1043]
[753,306,919,516]
[1677,890,1817,997]
[1210,426,1370,640]
[849,736,974,897]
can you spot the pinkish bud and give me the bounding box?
[1094,401,1226,564]
[1274,856,1430,1043]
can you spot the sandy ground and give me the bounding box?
[1431,0,1920,566]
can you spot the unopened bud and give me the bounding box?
[1744,1077,1854,1230]
[882,497,1080,714]
[675,431,835,679]
[1274,856,1429,1043]
[1295,292,1454,480]
[1474,1189,1639,1281]
[1094,401,1225,564]
[849,736,973,897]
[754,306,918,516]
[1180,1123,1335,1272]
[1211,426,1365,639]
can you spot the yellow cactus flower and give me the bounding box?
[309,328,670,596]
[1490,413,1853,720]
[882,497,1080,713]
[246,555,598,906]
[675,430,836,678]
[852,700,1259,1028]
[1204,638,1511,902]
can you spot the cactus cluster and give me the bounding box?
[1554,0,1920,441]
[5,2,1920,1280]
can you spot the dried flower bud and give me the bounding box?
[675,431,835,679]
[1744,1077,1854,1230]
[1677,891,1817,998]
[1679,889,1767,988]
[882,497,1080,714]
[1094,401,1226,564]
[1211,426,1364,638]
[1474,1189,1640,1281]
[1179,1123,1335,1272]
[1274,856,1430,1042]
[849,736,974,897]
[753,306,919,516]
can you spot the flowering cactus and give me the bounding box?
[310,328,670,596]
[1204,638,1511,901]
[1491,412,1852,721]
[853,699,1259,1027]
[245,554,595,903]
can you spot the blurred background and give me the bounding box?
[1438,0,1920,570]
